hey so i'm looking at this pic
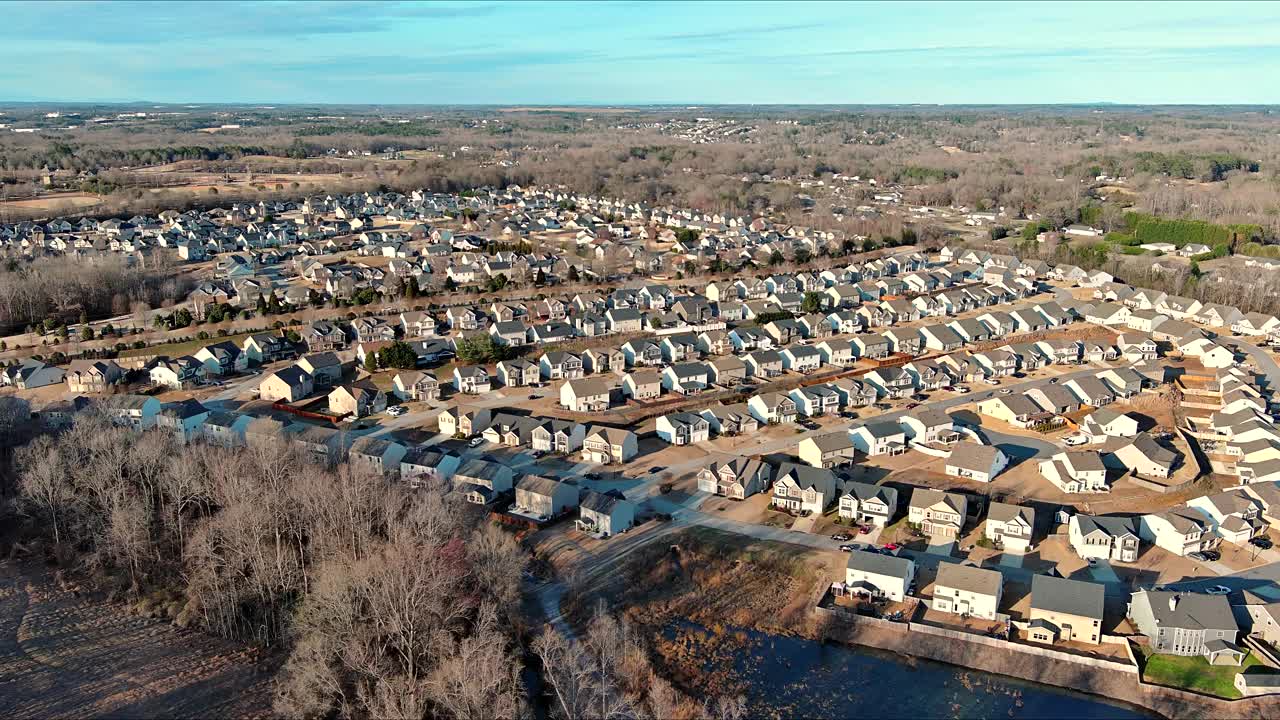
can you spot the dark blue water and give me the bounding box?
[666,623,1153,720]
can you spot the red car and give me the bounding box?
[858,526,871,534]
[882,543,899,551]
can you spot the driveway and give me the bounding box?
[925,539,956,556]
[997,553,1025,568]
[790,514,820,534]
[1088,560,1121,583]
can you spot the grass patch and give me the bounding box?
[119,330,257,358]
[1141,649,1260,699]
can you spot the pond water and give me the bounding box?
[666,622,1154,720]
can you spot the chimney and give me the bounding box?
[1168,595,1179,612]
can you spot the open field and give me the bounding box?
[0,562,272,719]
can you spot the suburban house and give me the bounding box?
[530,419,587,454]
[1139,509,1218,557]
[454,459,516,505]
[561,377,613,412]
[655,412,711,445]
[348,437,409,478]
[864,366,915,399]
[296,352,344,387]
[744,349,785,378]
[243,332,295,365]
[577,490,636,537]
[514,476,579,520]
[699,403,760,436]
[845,550,916,602]
[933,563,1004,621]
[194,342,248,376]
[661,362,712,395]
[944,442,1009,484]
[582,426,638,464]
[148,356,202,390]
[696,457,772,499]
[900,409,959,445]
[748,392,798,425]
[539,351,584,381]
[329,383,386,418]
[798,432,857,469]
[258,366,314,403]
[1128,590,1241,664]
[765,460,838,513]
[437,407,491,437]
[850,422,907,457]
[977,394,1050,428]
[1039,450,1110,493]
[1187,490,1265,545]
[392,370,440,402]
[908,489,968,539]
[1028,575,1105,646]
[622,369,662,400]
[154,399,209,443]
[1065,377,1115,407]
[66,359,124,394]
[1112,434,1179,479]
[837,482,899,527]
[453,365,492,394]
[100,394,162,431]
[789,384,842,417]
[985,502,1035,552]
[399,448,461,486]
[1068,514,1140,562]
[1082,408,1140,442]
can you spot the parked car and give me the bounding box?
[831,532,852,542]
[882,543,899,552]
[1049,378,1060,384]
[953,386,970,394]
[468,437,485,448]
[1203,550,1221,561]
[905,402,920,409]
[839,544,856,552]
[1250,537,1274,549]
[858,525,871,535]
[1206,585,1232,595]
[999,388,1013,395]
[1064,434,1088,446]
[530,450,545,459]
[1188,551,1208,562]
[387,405,407,417]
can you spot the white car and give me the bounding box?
[387,406,407,417]
[468,436,485,448]
[1206,585,1232,595]
[953,386,971,394]
[1064,434,1088,446]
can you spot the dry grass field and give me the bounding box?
[0,562,273,719]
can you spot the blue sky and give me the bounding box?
[4,1,1280,104]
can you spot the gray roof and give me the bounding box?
[1031,574,1104,619]
[936,562,1003,597]
[846,549,913,579]
[581,489,628,514]
[517,475,569,498]
[1134,590,1237,633]
[988,501,1033,526]
[947,442,1002,473]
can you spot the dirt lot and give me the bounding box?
[0,562,272,719]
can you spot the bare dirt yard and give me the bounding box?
[0,561,272,719]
